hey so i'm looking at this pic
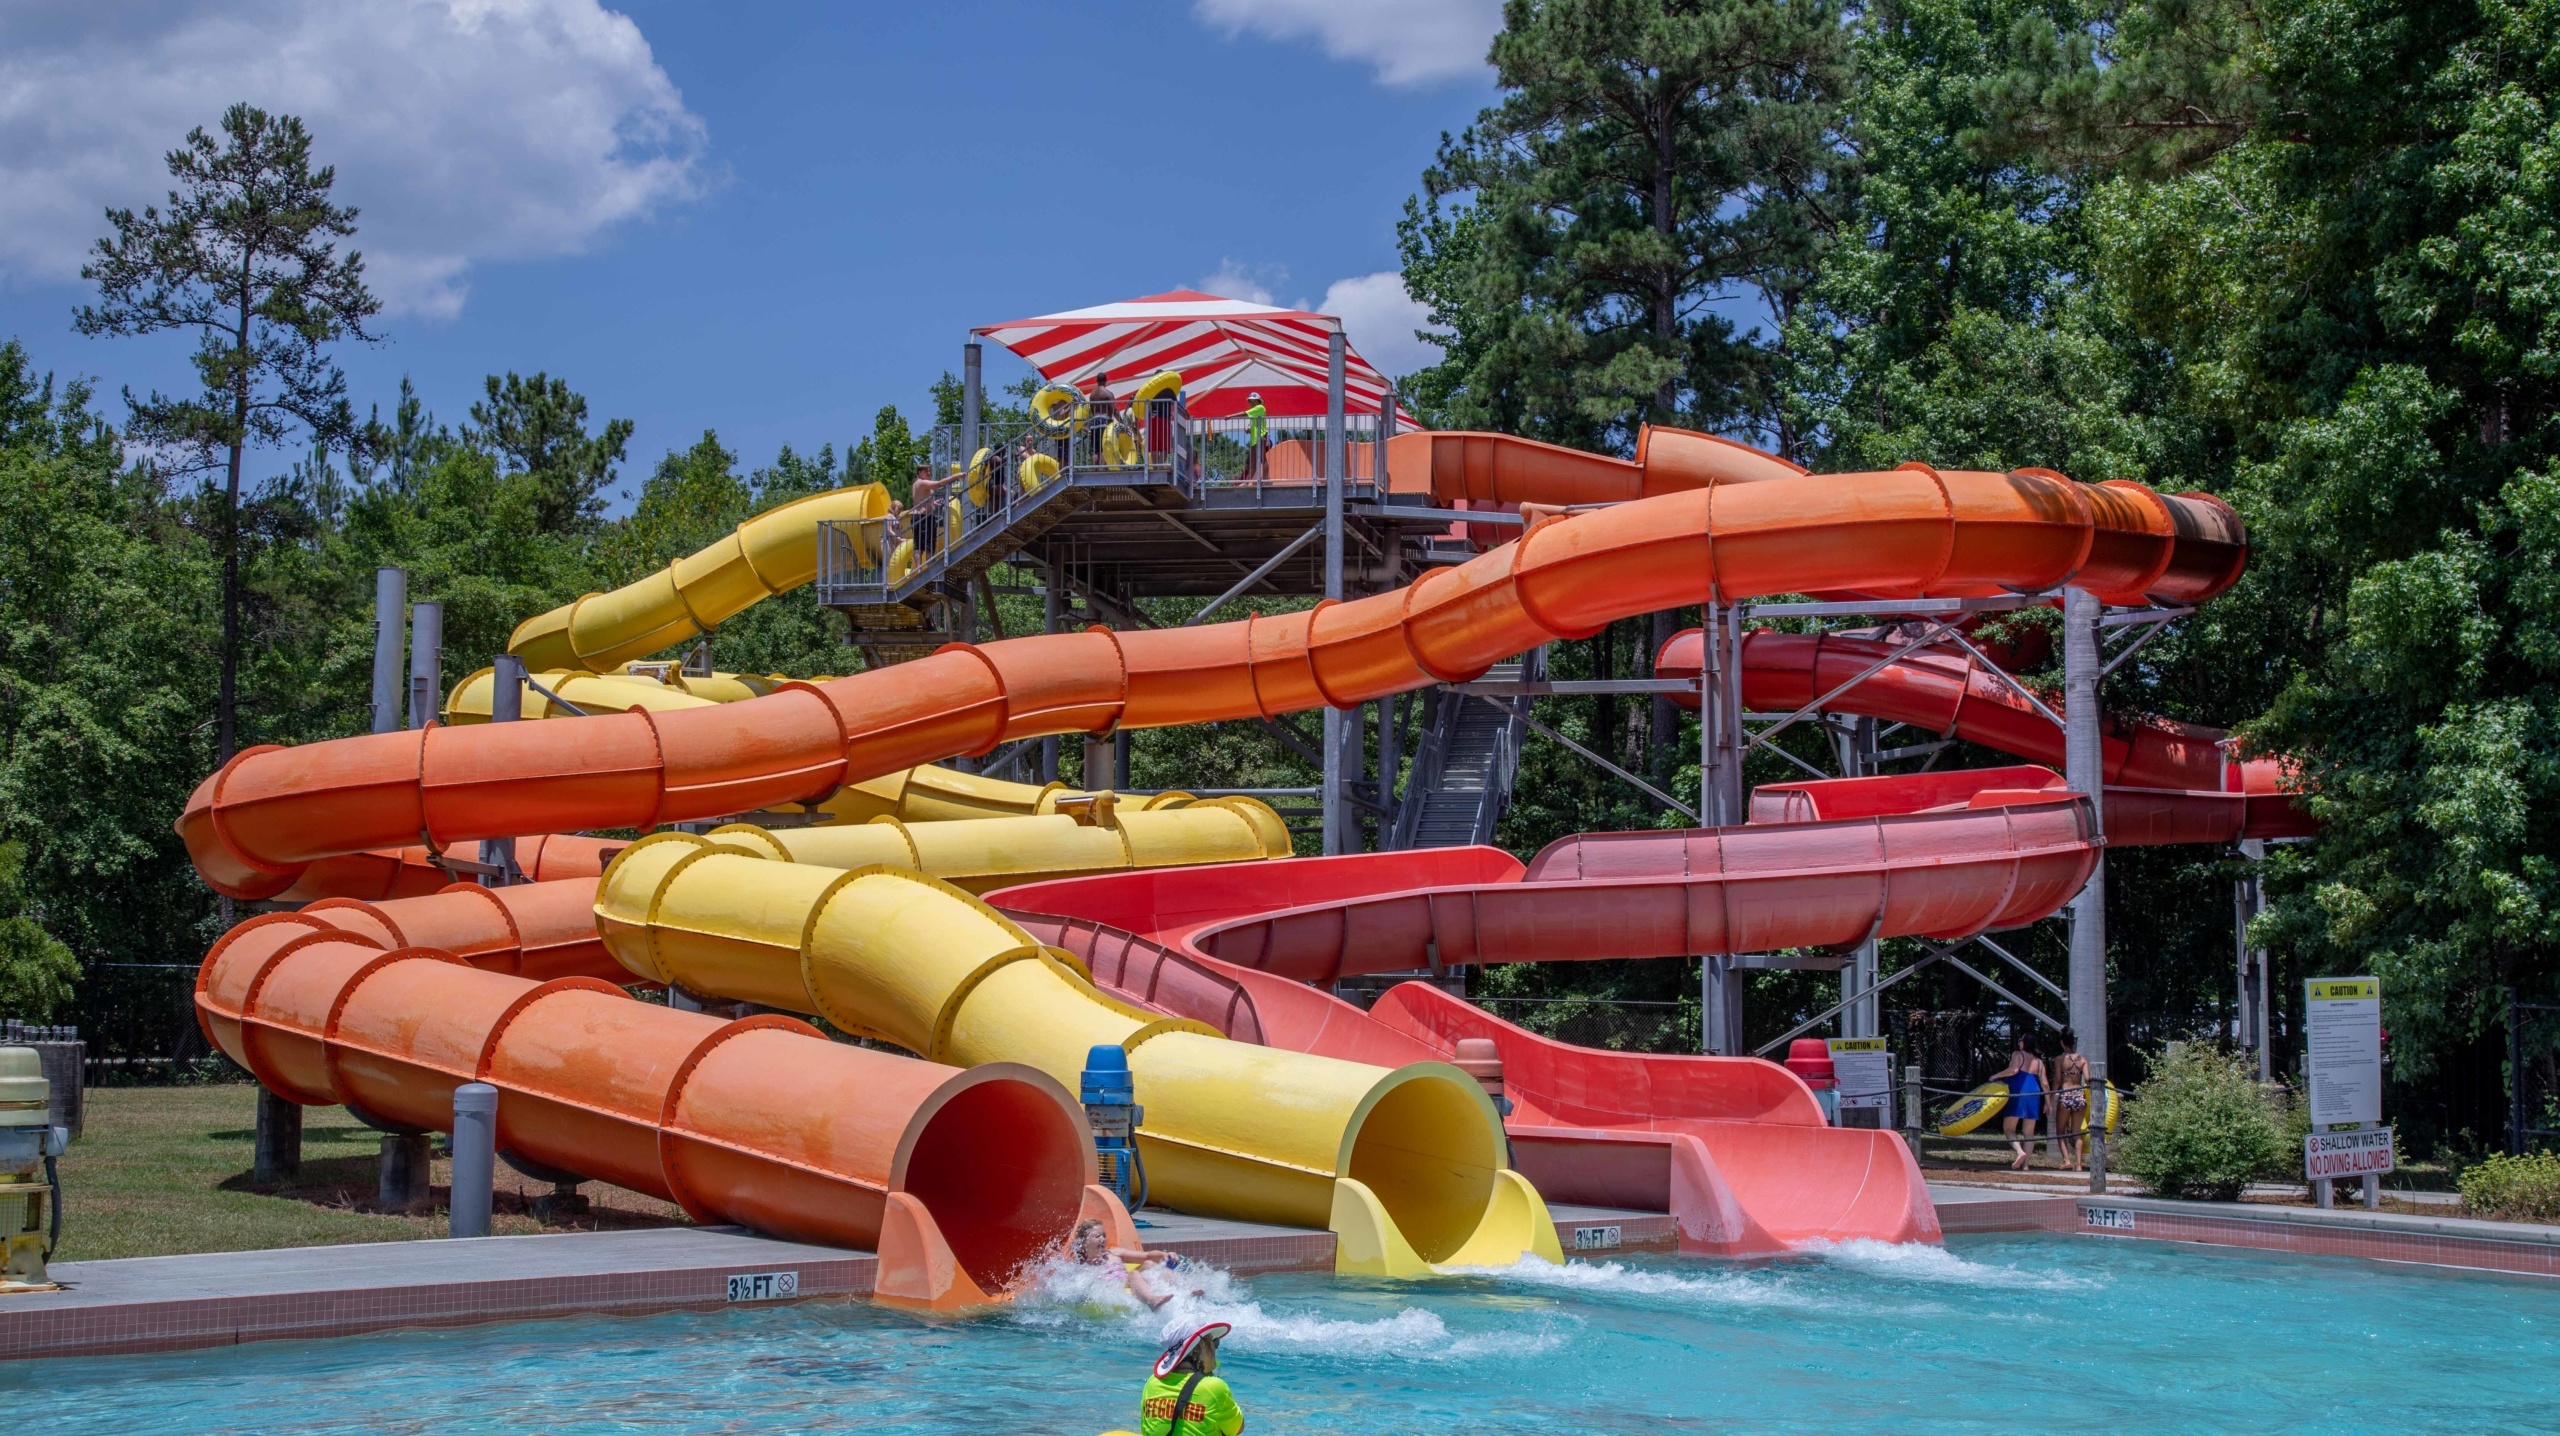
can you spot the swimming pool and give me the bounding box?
[11,1235,2553,1433]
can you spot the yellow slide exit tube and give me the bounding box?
[593,834,1561,1275]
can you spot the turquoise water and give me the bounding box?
[13,1235,2556,1433]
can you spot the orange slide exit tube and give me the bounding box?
[177,441,2248,896]
[193,914,1093,1302]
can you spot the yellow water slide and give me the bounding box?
[507,483,891,673]
[593,833,1562,1276]
[711,796,1287,894]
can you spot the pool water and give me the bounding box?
[13,1235,2555,1434]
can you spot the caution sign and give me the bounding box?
[2305,1128,2395,1181]
[2305,977,2383,1127]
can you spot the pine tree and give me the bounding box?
[75,105,379,765]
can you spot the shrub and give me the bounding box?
[2116,1042,2293,1200]
[2458,1152,2560,1223]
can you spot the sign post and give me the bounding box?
[2304,977,2386,1210]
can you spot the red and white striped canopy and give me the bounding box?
[975,290,1417,421]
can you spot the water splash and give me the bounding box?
[1798,1239,2098,1290]
[1447,1255,1827,1311]
[1010,1255,1571,1362]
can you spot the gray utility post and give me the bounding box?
[449,1083,498,1238]
[370,567,407,734]
[1321,325,1350,856]
[407,601,442,730]
[2062,585,2111,1192]
[377,1127,431,1211]
[252,1092,301,1185]
[961,339,982,465]
[2236,837,2271,1081]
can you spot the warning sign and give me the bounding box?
[2305,1128,2395,1181]
[2305,977,2383,1127]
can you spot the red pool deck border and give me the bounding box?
[2070,1195,2560,1278]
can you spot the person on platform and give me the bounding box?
[1140,1322,1244,1436]
[1086,373,1116,462]
[1995,1032,2048,1171]
[2054,1027,2092,1171]
[1242,392,1267,479]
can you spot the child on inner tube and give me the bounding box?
[1071,1219,1205,1311]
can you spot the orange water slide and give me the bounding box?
[193,912,1093,1305]
[179,437,2248,896]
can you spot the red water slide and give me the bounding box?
[992,788,2093,1253]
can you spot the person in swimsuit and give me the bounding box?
[1995,1034,2047,1171]
[1071,1218,1201,1311]
[2054,1027,2092,1171]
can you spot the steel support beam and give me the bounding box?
[1322,326,1349,855]
[2064,585,2112,1193]
[406,600,441,730]
[370,568,406,735]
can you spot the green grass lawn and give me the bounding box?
[62,1085,688,1261]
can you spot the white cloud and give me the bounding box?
[1197,259,1280,306]
[1321,271,1443,378]
[1190,0,1501,86]
[0,0,709,319]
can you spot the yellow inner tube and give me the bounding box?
[1937,1081,2009,1136]
[885,536,915,583]
[1019,452,1061,494]
[1100,419,1142,467]
[1130,368,1183,407]
[1031,383,1088,437]
[964,449,994,507]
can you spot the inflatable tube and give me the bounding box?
[966,448,998,506]
[1130,370,1182,406]
[1032,384,1088,438]
[1938,1082,2008,1135]
[1020,453,1061,495]
[1100,420,1142,468]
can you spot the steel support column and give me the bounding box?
[370,567,406,735]
[2063,585,2111,1191]
[1322,326,1350,854]
[961,339,982,468]
[407,601,442,730]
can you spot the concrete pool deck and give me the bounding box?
[11,1188,2547,1362]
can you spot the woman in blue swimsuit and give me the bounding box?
[1996,1034,2047,1171]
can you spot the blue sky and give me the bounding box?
[0,1,1500,494]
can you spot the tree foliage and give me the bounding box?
[1403,0,1856,452]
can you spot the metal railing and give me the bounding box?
[1190,412,1385,488]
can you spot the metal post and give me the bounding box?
[449,1082,497,1238]
[1702,955,1745,1055]
[2512,986,2527,1157]
[1903,1064,1925,1147]
[377,1132,431,1211]
[2237,837,2269,1080]
[1041,562,1063,784]
[1380,385,1399,446]
[1649,610,1677,806]
[2063,587,2109,1089]
[370,567,406,735]
[253,1089,301,1184]
[407,601,442,730]
[2088,1049,2109,1192]
[479,657,525,884]
[1084,734,1117,791]
[1322,326,1349,855]
[1839,717,1881,1038]
[961,339,983,466]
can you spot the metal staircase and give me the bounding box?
[1386,654,1535,850]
